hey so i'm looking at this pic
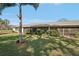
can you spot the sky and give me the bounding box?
[0,3,79,25]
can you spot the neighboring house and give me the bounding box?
[12,21,79,37]
[0,23,8,30]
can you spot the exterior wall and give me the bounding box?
[23,27,31,34]
[57,27,79,37]
[13,26,79,37]
[12,27,19,33]
[12,27,24,34]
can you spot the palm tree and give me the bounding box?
[4,19,9,25]
[0,3,39,43]
[18,3,39,43]
[4,19,10,29]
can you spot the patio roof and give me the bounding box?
[11,20,79,28]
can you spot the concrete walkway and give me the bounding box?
[0,33,18,37]
[0,40,16,44]
[63,35,79,40]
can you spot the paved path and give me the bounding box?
[0,33,18,37]
[63,35,79,40]
[0,40,16,44]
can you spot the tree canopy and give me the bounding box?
[0,3,39,15]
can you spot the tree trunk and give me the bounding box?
[19,3,23,42]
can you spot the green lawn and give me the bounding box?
[0,33,79,56]
[0,30,13,35]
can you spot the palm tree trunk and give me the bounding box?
[19,3,23,42]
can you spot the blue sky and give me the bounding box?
[0,3,79,25]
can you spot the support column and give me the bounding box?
[48,26,50,31]
[48,26,51,35]
[57,28,61,36]
[62,28,64,36]
[22,27,24,34]
[68,28,71,37]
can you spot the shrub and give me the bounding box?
[36,29,45,35]
[74,32,79,38]
[46,29,60,37]
[25,28,60,38]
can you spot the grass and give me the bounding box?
[0,30,13,35]
[0,33,79,56]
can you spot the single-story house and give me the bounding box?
[12,21,79,37]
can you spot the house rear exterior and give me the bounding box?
[12,21,79,37]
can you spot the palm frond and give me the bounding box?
[21,3,39,10]
[0,3,39,15]
[0,3,16,15]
